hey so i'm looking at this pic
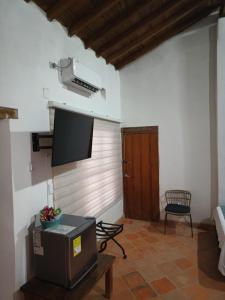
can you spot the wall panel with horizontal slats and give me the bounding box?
[52,117,123,217]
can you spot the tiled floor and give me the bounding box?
[85,218,225,300]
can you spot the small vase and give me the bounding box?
[41,214,62,229]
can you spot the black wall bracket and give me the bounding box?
[32,133,53,152]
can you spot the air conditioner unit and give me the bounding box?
[59,58,103,96]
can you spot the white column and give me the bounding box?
[217,17,225,206]
[0,120,15,300]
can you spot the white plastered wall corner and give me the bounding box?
[217,17,225,207]
[0,120,15,300]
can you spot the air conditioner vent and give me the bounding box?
[71,78,99,93]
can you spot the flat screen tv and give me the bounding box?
[52,108,94,167]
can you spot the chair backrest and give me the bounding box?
[165,190,191,207]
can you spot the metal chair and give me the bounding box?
[164,190,193,237]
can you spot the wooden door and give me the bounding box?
[122,127,159,221]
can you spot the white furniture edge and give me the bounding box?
[214,206,225,276]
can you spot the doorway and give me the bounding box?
[122,127,159,221]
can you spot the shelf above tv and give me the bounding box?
[48,101,120,124]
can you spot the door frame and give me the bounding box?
[121,126,158,134]
[121,126,160,221]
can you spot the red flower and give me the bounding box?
[40,206,61,222]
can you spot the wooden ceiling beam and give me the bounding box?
[69,0,120,37]
[84,0,151,49]
[96,0,183,58]
[114,6,218,70]
[107,0,208,63]
[47,0,76,21]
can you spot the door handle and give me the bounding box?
[124,173,130,178]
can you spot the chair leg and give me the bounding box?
[164,213,168,234]
[189,214,193,238]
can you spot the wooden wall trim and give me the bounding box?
[121,126,158,134]
[0,107,18,119]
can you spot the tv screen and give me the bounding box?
[52,108,94,167]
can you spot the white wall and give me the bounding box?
[0,0,122,298]
[120,22,217,223]
[217,17,225,206]
[0,120,15,300]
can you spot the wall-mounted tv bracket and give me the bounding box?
[32,133,53,152]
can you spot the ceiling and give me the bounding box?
[25,0,222,69]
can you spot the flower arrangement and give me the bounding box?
[40,206,62,228]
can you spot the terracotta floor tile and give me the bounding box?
[130,259,152,272]
[113,276,129,294]
[207,288,225,300]
[131,284,157,300]
[145,252,168,265]
[151,277,176,295]
[136,230,151,238]
[168,268,197,288]
[188,267,199,277]
[181,283,211,300]
[126,248,145,261]
[165,240,182,248]
[131,238,150,248]
[118,240,135,250]
[83,292,106,300]
[138,264,164,282]
[124,271,146,289]
[150,242,167,252]
[144,236,159,243]
[174,257,192,270]
[115,267,136,277]
[111,289,135,300]
[120,218,133,225]
[161,289,187,300]
[125,233,140,240]
[137,246,157,257]
[157,261,181,276]
[114,258,136,277]
[83,280,105,299]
